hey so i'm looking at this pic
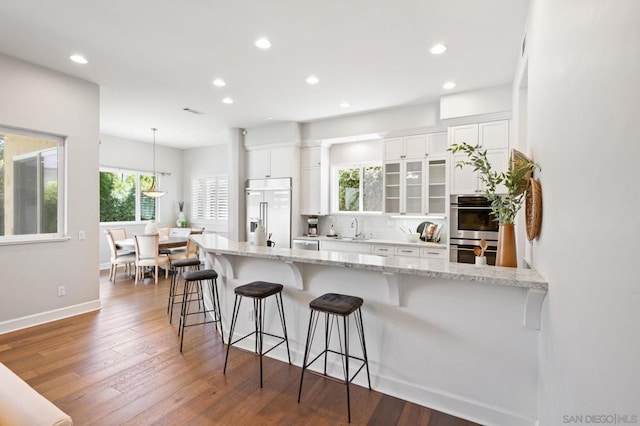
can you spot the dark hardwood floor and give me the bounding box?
[0,271,481,425]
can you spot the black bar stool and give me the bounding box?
[224,281,291,387]
[168,258,201,323]
[178,269,224,352]
[298,293,371,423]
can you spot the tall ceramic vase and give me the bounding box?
[496,223,517,267]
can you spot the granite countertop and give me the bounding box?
[193,234,548,291]
[293,235,447,248]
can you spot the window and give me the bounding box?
[0,126,65,241]
[99,168,157,223]
[191,175,228,222]
[333,164,383,213]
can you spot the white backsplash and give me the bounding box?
[315,215,447,243]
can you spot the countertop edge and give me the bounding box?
[193,235,548,291]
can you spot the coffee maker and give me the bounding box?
[307,216,318,236]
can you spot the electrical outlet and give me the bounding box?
[57,286,66,297]
[78,231,85,240]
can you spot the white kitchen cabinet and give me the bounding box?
[420,246,448,260]
[449,120,509,194]
[319,240,371,254]
[373,243,448,261]
[426,132,448,156]
[394,246,420,258]
[427,158,447,215]
[372,245,394,256]
[300,146,329,215]
[385,134,425,160]
[385,136,425,160]
[247,146,294,179]
[384,159,425,215]
[385,132,447,161]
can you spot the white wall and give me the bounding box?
[440,85,513,121]
[182,143,229,234]
[98,133,184,265]
[526,1,640,424]
[302,103,441,142]
[329,139,383,164]
[0,53,100,332]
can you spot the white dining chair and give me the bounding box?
[169,237,200,264]
[134,234,170,285]
[105,230,135,283]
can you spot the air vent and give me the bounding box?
[183,107,204,115]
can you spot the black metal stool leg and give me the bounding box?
[180,280,193,352]
[224,294,241,373]
[344,315,351,423]
[275,292,292,364]
[356,307,371,389]
[211,277,225,344]
[298,309,317,402]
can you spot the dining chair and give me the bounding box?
[158,227,170,240]
[169,237,200,264]
[134,234,170,285]
[105,230,135,283]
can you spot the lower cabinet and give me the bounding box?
[319,241,371,254]
[319,240,448,260]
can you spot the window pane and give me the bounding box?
[0,129,61,237]
[140,174,156,221]
[363,166,383,212]
[338,168,360,212]
[99,171,136,222]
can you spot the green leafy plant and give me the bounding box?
[449,143,539,224]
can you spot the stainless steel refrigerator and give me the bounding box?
[246,178,292,248]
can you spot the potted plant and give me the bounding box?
[449,143,539,267]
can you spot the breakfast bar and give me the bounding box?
[192,234,546,426]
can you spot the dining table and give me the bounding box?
[115,236,189,252]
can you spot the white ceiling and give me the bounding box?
[0,0,529,149]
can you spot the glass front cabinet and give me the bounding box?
[384,158,447,216]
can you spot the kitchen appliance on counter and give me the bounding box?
[246,178,292,248]
[292,238,320,251]
[307,216,318,236]
[450,195,499,265]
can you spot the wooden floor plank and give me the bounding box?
[0,271,482,425]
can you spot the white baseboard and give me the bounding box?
[0,300,101,335]
[228,332,536,426]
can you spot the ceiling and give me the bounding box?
[0,0,529,149]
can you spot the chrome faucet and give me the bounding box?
[351,218,360,238]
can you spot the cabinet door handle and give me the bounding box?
[400,250,413,253]
[425,251,440,255]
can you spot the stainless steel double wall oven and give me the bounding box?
[450,195,499,265]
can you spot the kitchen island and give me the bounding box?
[192,234,547,426]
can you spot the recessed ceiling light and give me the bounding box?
[340,101,351,108]
[213,78,226,87]
[222,97,234,104]
[429,44,447,55]
[443,81,456,90]
[255,38,271,49]
[266,117,273,120]
[70,54,88,64]
[306,75,319,85]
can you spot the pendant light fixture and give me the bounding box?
[142,127,166,198]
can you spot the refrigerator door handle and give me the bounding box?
[260,201,268,230]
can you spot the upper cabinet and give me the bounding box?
[247,146,294,179]
[383,131,449,216]
[449,120,509,194]
[300,146,329,215]
[384,132,447,161]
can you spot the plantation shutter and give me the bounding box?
[191,175,228,222]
